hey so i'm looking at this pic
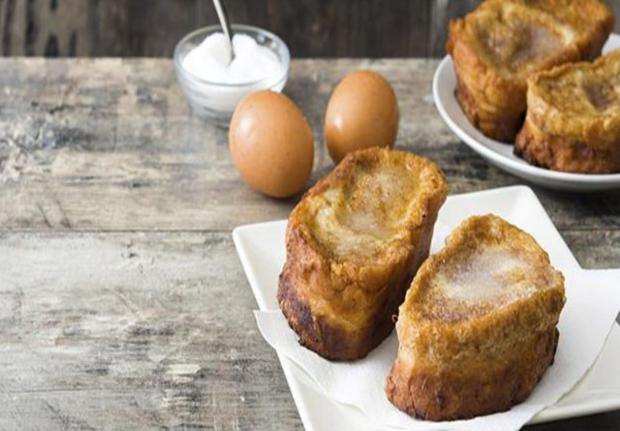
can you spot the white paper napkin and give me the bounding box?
[255,268,620,431]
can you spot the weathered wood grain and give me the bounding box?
[562,230,620,269]
[0,230,617,431]
[0,232,302,430]
[1,0,619,58]
[0,57,619,430]
[0,0,432,58]
[1,58,619,238]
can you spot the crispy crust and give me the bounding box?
[515,117,620,173]
[386,328,559,420]
[454,71,525,143]
[515,51,620,173]
[278,148,448,360]
[447,0,613,142]
[385,215,565,420]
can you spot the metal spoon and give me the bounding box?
[212,0,235,64]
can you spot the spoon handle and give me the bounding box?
[212,0,235,63]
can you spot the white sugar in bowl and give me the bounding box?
[174,24,290,127]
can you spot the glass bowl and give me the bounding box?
[173,24,290,127]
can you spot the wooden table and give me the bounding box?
[0,58,618,430]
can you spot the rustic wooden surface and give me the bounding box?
[1,0,620,58]
[0,57,618,430]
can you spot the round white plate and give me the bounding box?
[433,34,620,192]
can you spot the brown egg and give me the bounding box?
[229,90,314,198]
[324,70,399,164]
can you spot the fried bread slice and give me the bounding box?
[515,50,620,173]
[278,148,447,360]
[447,0,614,142]
[386,215,565,420]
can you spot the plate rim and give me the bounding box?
[431,34,620,187]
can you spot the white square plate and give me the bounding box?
[233,186,620,429]
[433,35,620,192]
